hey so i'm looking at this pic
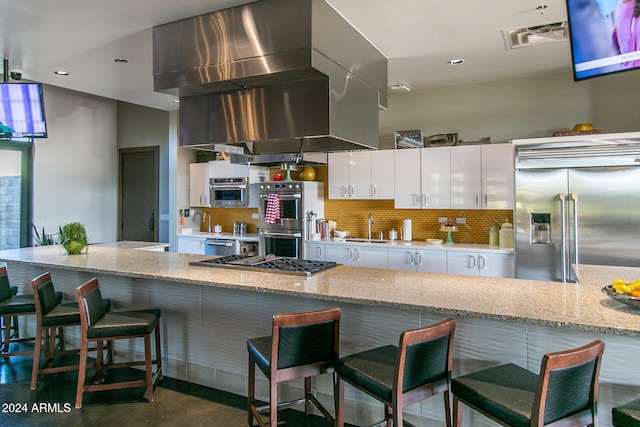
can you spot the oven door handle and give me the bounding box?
[210,184,247,190]
[205,240,235,247]
[259,193,301,199]
[261,232,302,238]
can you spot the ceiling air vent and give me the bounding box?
[502,21,568,49]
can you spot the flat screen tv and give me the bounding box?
[0,82,48,138]
[565,0,640,81]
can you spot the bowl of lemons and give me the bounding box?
[602,278,640,309]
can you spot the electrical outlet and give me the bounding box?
[456,217,466,224]
[184,209,190,217]
[252,213,259,219]
[438,217,448,223]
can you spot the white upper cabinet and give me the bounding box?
[189,163,210,207]
[450,145,482,209]
[395,144,514,210]
[394,147,450,209]
[481,143,514,209]
[329,151,394,200]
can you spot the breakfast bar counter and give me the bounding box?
[1,245,638,426]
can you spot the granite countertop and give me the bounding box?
[95,241,170,251]
[1,245,638,336]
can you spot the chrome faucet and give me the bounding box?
[367,213,374,240]
[202,212,211,233]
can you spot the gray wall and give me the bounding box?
[33,85,118,245]
[380,70,640,143]
[117,102,170,242]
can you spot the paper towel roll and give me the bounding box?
[402,218,412,241]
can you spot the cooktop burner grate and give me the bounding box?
[190,255,338,276]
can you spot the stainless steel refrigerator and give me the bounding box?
[513,132,640,282]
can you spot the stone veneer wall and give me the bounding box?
[201,165,514,244]
[0,175,21,250]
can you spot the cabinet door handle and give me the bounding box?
[349,185,354,198]
[416,252,422,265]
[479,255,486,270]
[484,193,488,208]
[348,248,353,261]
[371,184,376,197]
[354,248,360,261]
[317,246,322,258]
[475,194,479,208]
[342,185,348,198]
[408,252,414,265]
[469,255,476,269]
[422,194,427,207]
[413,194,419,207]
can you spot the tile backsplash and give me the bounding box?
[200,165,513,245]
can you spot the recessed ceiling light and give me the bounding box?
[54,70,69,76]
[448,59,465,65]
[114,58,129,64]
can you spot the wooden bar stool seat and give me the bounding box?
[30,272,112,390]
[451,340,605,427]
[75,278,162,409]
[247,307,341,427]
[335,318,456,427]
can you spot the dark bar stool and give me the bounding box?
[74,278,162,409]
[0,267,61,358]
[451,339,605,427]
[247,307,341,427]
[335,318,456,427]
[30,272,112,390]
[613,398,640,426]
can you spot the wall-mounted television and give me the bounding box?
[0,82,48,138]
[565,0,640,81]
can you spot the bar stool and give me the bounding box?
[335,318,456,427]
[30,272,112,390]
[247,307,341,427]
[75,278,162,409]
[613,398,640,426]
[0,267,61,358]
[451,339,605,427]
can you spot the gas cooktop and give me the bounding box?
[190,254,338,277]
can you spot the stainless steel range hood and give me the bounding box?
[152,0,387,159]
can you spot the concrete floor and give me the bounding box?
[0,342,345,427]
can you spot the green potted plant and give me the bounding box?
[59,222,88,254]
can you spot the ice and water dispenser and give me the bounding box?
[530,213,550,244]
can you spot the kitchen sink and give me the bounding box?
[344,238,390,244]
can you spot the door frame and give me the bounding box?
[118,146,159,241]
[0,140,33,247]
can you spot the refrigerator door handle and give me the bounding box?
[570,193,579,272]
[559,193,567,283]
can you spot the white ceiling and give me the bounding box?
[0,0,571,112]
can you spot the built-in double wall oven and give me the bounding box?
[258,181,324,258]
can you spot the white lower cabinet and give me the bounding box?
[324,245,389,269]
[305,243,325,261]
[446,251,514,278]
[177,236,206,255]
[387,249,447,273]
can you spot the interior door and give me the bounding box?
[0,143,31,251]
[120,147,159,242]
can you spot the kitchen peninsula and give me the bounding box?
[1,245,638,426]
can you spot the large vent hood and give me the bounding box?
[152,0,387,162]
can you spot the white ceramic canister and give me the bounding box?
[402,218,412,241]
[389,228,397,241]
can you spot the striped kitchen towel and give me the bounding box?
[264,193,281,224]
